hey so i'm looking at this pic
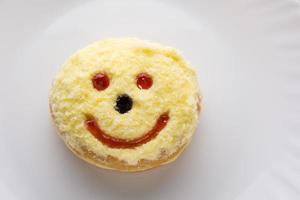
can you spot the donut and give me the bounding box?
[49,38,201,172]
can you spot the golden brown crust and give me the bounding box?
[50,103,188,172]
[67,138,188,172]
[196,94,202,114]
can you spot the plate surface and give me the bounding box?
[1,0,300,199]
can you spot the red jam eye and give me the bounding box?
[92,73,110,91]
[136,73,153,89]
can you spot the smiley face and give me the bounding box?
[85,71,170,149]
[50,38,201,171]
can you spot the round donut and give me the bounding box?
[49,38,201,172]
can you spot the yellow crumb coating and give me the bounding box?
[50,38,200,169]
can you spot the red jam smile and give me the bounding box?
[85,113,169,149]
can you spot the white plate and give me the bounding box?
[1,0,300,199]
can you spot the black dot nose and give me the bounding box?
[114,94,133,114]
